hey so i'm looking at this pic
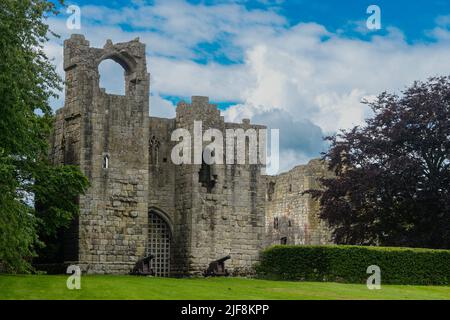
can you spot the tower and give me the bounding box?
[50,34,150,273]
[172,97,266,275]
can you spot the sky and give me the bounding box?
[45,0,450,173]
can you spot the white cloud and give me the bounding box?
[149,56,251,101]
[78,0,286,61]
[45,1,450,173]
[224,24,450,135]
[150,94,176,118]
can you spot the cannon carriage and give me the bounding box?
[203,255,231,277]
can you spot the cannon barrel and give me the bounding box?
[203,255,231,277]
[215,255,231,263]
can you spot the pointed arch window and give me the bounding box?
[149,136,161,165]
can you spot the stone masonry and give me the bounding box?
[264,159,334,247]
[48,35,333,276]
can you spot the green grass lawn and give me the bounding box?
[0,275,449,300]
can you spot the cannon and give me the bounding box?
[203,255,231,277]
[130,255,154,276]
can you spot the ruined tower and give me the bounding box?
[50,35,150,273]
[171,97,266,275]
[147,97,267,276]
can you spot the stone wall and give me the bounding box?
[172,97,266,275]
[264,159,334,247]
[148,117,176,218]
[50,35,150,274]
[49,34,334,276]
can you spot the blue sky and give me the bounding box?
[64,0,450,44]
[46,0,450,172]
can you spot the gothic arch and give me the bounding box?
[95,51,139,96]
[96,51,137,74]
[97,59,126,95]
[147,207,173,277]
[148,207,173,233]
[149,136,161,165]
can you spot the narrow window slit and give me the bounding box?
[103,154,109,169]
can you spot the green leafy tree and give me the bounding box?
[0,0,89,272]
[309,76,450,249]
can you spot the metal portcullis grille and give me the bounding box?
[148,211,171,277]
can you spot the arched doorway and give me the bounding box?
[148,210,171,277]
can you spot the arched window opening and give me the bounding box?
[98,59,126,95]
[102,154,109,169]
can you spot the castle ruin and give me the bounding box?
[48,35,332,276]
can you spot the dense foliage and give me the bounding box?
[256,245,450,285]
[0,0,89,272]
[309,76,450,249]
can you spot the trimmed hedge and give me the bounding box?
[256,245,450,285]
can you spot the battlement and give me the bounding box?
[64,34,146,69]
[175,96,222,123]
[176,96,218,111]
[191,96,210,105]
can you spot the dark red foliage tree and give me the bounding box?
[309,76,450,249]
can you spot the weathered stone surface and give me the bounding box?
[264,159,334,246]
[49,35,334,276]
